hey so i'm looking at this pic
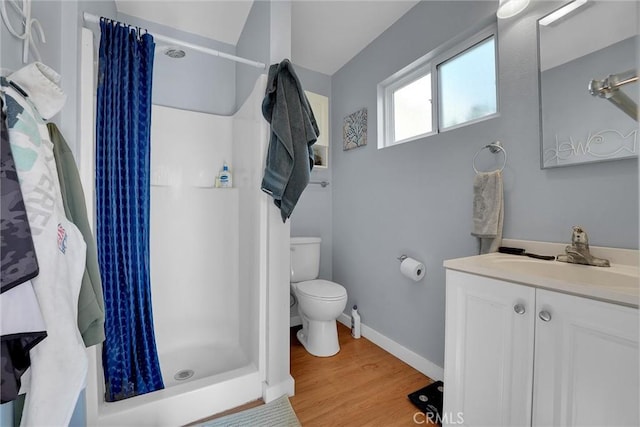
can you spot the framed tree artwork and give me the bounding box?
[343,108,367,151]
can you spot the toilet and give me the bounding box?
[291,237,347,357]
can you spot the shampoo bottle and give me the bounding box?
[219,162,232,188]
[351,305,361,339]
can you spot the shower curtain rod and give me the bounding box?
[82,12,266,70]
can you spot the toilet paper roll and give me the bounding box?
[400,257,426,282]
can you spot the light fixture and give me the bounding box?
[496,0,531,19]
[539,0,588,26]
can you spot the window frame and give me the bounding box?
[377,24,498,149]
[435,28,499,132]
[384,66,437,147]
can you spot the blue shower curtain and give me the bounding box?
[95,18,164,402]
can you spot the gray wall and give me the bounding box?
[117,14,237,115]
[330,0,638,370]
[500,2,638,247]
[290,64,333,281]
[236,0,270,110]
[1,1,63,76]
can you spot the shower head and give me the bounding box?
[163,47,186,59]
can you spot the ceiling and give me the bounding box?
[291,1,419,75]
[115,1,254,46]
[115,0,420,75]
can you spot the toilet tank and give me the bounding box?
[290,237,321,282]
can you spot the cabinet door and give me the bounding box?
[443,271,536,427]
[533,289,639,427]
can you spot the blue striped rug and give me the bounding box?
[198,395,301,427]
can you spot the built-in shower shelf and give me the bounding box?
[193,187,239,191]
[192,181,238,189]
[150,184,240,190]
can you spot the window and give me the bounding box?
[378,26,498,149]
[439,37,497,130]
[393,72,433,142]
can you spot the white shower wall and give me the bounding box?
[232,78,270,373]
[150,105,242,387]
[83,76,272,427]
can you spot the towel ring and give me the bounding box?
[473,141,506,174]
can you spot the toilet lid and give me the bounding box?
[296,280,347,300]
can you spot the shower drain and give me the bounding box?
[174,369,194,381]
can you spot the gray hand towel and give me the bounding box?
[471,170,503,254]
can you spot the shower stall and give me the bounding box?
[78,23,291,426]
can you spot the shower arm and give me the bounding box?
[589,69,638,121]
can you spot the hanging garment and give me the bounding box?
[261,59,319,222]
[0,283,47,404]
[49,123,105,347]
[1,62,87,427]
[96,18,164,401]
[0,94,47,404]
[0,96,39,292]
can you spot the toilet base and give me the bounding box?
[296,319,340,357]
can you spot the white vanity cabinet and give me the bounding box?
[443,271,536,426]
[443,270,639,427]
[532,288,639,427]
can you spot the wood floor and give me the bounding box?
[189,323,436,426]
[289,323,437,426]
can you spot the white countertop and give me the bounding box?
[444,243,639,308]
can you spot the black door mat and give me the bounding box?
[408,381,444,424]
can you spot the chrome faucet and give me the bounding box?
[557,226,610,267]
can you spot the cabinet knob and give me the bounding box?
[538,310,552,322]
[513,304,526,315]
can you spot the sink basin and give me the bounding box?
[483,254,639,290]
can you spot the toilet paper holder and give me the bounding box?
[397,254,426,281]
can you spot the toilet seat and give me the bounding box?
[296,280,346,301]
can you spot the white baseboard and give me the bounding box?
[338,313,444,381]
[262,375,295,403]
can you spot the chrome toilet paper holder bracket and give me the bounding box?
[397,255,408,262]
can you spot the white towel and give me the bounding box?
[471,170,503,254]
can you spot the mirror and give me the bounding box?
[305,91,329,168]
[538,1,639,168]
